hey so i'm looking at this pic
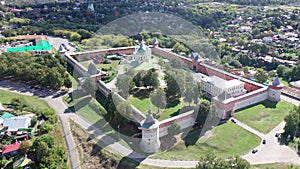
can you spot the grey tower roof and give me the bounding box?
[142,110,156,128]
[272,77,281,86]
[58,44,67,53]
[87,62,99,75]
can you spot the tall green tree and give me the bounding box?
[143,68,159,89]
[150,89,166,113]
[254,68,268,84]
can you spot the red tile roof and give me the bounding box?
[2,141,29,154]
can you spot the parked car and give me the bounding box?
[231,119,236,123]
[252,149,258,154]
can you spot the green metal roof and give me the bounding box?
[6,40,51,52]
[1,112,15,119]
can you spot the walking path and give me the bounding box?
[232,116,300,165]
[231,118,265,139]
[0,79,299,168]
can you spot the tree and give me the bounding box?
[196,99,211,126]
[165,72,181,97]
[40,122,54,133]
[243,66,249,73]
[183,82,195,106]
[284,107,299,140]
[70,32,81,41]
[169,57,182,69]
[143,68,159,89]
[276,65,288,77]
[150,89,166,113]
[133,71,143,87]
[197,154,250,169]
[116,74,132,98]
[254,69,268,84]
[116,101,132,124]
[19,141,32,155]
[167,122,181,136]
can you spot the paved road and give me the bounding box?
[241,121,300,165]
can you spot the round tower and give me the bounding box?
[140,110,160,153]
[268,77,283,102]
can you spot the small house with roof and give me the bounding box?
[1,141,30,156]
[0,112,15,125]
[3,116,31,132]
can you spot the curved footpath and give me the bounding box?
[0,80,299,168]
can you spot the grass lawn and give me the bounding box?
[79,60,91,68]
[127,96,188,121]
[96,60,120,83]
[67,71,79,89]
[152,122,260,160]
[234,101,294,134]
[279,77,289,87]
[0,89,50,110]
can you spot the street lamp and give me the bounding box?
[118,125,120,141]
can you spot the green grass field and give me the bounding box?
[0,89,50,110]
[152,122,260,160]
[234,101,294,134]
[127,96,187,121]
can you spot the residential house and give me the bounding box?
[1,141,30,156]
[3,116,31,132]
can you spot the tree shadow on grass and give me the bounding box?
[117,155,143,169]
[183,128,201,147]
[262,100,278,108]
[170,106,194,117]
[166,97,180,108]
[131,88,153,100]
[73,96,92,111]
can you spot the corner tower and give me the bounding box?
[268,77,283,102]
[140,110,160,153]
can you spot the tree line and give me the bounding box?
[0,52,72,88]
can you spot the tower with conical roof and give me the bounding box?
[139,110,160,153]
[268,77,283,102]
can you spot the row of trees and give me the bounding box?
[29,134,68,169]
[0,52,72,88]
[284,106,300,141]
[277,63,300,82]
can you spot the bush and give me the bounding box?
[30,116,38,127]
[40,122,54,133]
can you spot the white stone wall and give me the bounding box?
[159,111,195,138]
[234,91,268,111]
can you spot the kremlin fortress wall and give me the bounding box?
[64,45,282,143]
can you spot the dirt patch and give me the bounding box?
[70,120,137,169]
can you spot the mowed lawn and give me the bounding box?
[152,122,260,160]
[127,96,185,121]
[234,101,294,134]
[0,89,50,110]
